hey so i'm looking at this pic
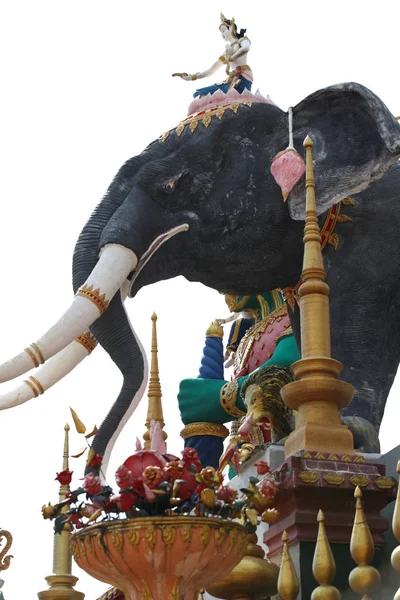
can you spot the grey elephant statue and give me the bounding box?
[0,82,399,472]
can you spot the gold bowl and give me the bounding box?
[71,517,247,600]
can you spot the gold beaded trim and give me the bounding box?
[220,380,246,418]
[24,343,45,367]
[23,375,45,398]
[180,422,229,440]
[75,332,98,354]
[76,284,109,315]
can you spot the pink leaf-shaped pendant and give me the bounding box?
[270,148,306,201]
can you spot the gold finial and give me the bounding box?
[391,461,400,600]
[206,320,224,338]
[277,531,299,600]
[38,424,84,600]
[311,510,341,599]
[281,135,354,457]
[348,487,380,598]
[143,313,167,449]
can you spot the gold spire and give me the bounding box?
[143,313,167,449]
[312,510,341,599]
[277,531,299,600]
[38,423,85,600]
[348,487,380,598]
[391,461,400,600]
[281,136,354,456]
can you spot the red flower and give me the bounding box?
[83,473,103,496]
[164,460,184,480]
[122,450,167,498]
[55,468,73,486]
[181,447,202,471]
[88,453,103,468]
[216,485,238,504]
[254,461,271,476]
[257,476,279,501]
[142,466,164,488]
[115,465,133,490]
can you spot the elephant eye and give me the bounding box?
[158,169,190,196]
[165,179,177,192]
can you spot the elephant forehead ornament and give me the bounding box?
[0,81,399,479]
[270,107,306,201]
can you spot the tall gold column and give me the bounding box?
[143,313,167,449]
[391,460,400,600]
[348,487,380,598]
[281,136,354,456]
[38,424,85,600]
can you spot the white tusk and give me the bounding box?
[0,332,97,410]
[0,244,137,385]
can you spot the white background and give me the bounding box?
[0,1,399,598]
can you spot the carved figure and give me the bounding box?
[0,82,398,473]
[173,14,252,98]
[179,292,299,468]
[239,366,380,453]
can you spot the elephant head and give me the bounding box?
[0,82,399,474]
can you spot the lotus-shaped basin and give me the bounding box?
[71,517,247,600]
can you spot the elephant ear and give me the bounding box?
[287,82,400,220]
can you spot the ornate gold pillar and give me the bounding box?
[143,313,167,449]
[38,424,84,600]
[281,136,354,456]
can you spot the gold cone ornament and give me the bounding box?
[348,487,380,598]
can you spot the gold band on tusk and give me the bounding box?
[75,332,98,354]
[24,375,45,397]
[76,284,110,315]
[25,343,45,367]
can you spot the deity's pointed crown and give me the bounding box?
[219,13,237,38]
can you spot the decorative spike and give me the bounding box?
[143,313,167,449]
[348,487,381,598]
[391,461,400,600]
[277,531,299,600]
[62,423,70,475]
[69,407,86,434]
[311,510,341,599]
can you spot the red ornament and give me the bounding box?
[115,465,133,490]
[270,148,306,201]
[55,468,73,485]
[83,473,103,496]
[254,460,271,476]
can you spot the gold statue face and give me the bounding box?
[224,294,249,313]
[243,384,273,428]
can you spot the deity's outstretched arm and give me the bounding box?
[173,58,224,82]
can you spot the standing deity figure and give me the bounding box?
[178,291,300,469]
[173,14,253,98]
